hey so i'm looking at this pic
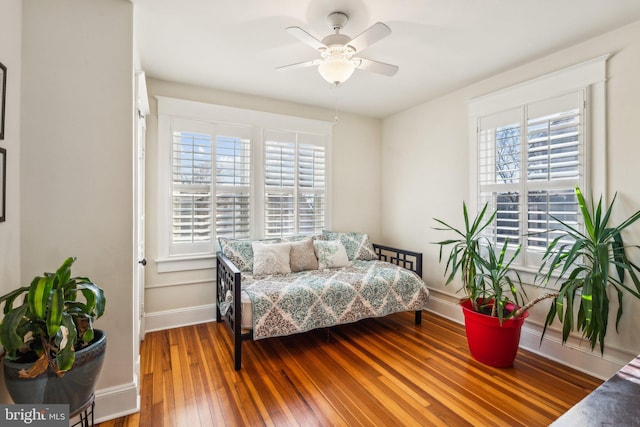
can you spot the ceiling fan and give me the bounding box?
[277,11,399,85]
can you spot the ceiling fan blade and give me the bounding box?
[276,58,323,71]
[354,58,399,76]
[286,26,327,51]
[348,22,391,53]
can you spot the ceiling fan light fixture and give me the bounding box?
[279,11,397,85]
[318,51,355,85]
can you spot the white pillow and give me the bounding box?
[252,242,292,275]
[313,240,349,269]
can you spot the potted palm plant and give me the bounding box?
[0,257,107,414]
[538,187,640,353]
[435,187,640,367]
[434,202,532,367]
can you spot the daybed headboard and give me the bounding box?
[372,243,423,277]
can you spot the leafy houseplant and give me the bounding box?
[435,187,640,366]
[538,187,640,353]
[434,202,527,323]
[0,257,107,412]
[0,257,106,376]
[434,202,532,367]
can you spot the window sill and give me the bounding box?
[512,265,564,290]
[155,254,216,273]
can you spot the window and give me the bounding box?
[264,131,326,238]
[168,120,252,257]
[477,92,584,267]
[214,126,251,240]
[171,129,213,254]
[468,55,608,272]
[156,97,332,272]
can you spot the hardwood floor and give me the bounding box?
[98,311,601,427]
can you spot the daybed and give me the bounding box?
[215,231,430,370]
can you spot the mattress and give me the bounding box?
[240,289,253,329]
[237,260,430,340]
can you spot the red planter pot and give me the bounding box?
[460,299,529,368]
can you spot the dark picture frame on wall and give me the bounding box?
[0,62,6,140]
[0,147,5,222]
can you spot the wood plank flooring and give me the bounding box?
[98,311,601,427]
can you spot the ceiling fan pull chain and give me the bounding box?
[333,84,340,123]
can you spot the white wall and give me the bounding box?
[0,0,23,403]
[383,20,640,379]
[19,0,137,421]
[143,78,382,329]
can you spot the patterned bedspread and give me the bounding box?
[241,260,430,340]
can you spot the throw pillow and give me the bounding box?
[314,240,349,269]
[289,238,319,272]
[322,230,378,261]
[218,237,255,272]
[218,237,282,272]
[252,242,292,276]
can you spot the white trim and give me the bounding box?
[156,112,172,261]
[144,304,217,333]
[145,278,214,290]
[155,254,216,273]
[588,80,607,200]
[156,96,333,133]
[519,321,633,380]
[92,380,140,424]
[425,287,464,323]
[467,55,609,116]
[135,71,149,116]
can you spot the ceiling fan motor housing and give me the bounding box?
[327,11,349,31]
[322,12,355,58]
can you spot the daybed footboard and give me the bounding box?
[216,252,251,370]
[372,244,424,325]
[216,244,425,370]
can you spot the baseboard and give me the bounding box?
[426,288,464,324]
[425,288,634,381]
[91,380,139,424]
[518,321,633,380]
[144,303,217,333]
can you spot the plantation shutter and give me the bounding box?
[525,93,583,259]
[171,120,213,255]
[477,91,584,266]
[478,108,522,247]
[265,131,296,237]
[264,130,326,238]
[171,120,252,255]
[298,133,326,234]
[215,124,251,239]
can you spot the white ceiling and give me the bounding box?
[133,0,640,118]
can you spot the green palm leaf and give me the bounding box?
[538,187,640,353]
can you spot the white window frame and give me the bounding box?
[467,55,608,279]
[155,97,333,272]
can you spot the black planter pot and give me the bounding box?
[3,329,106,414]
